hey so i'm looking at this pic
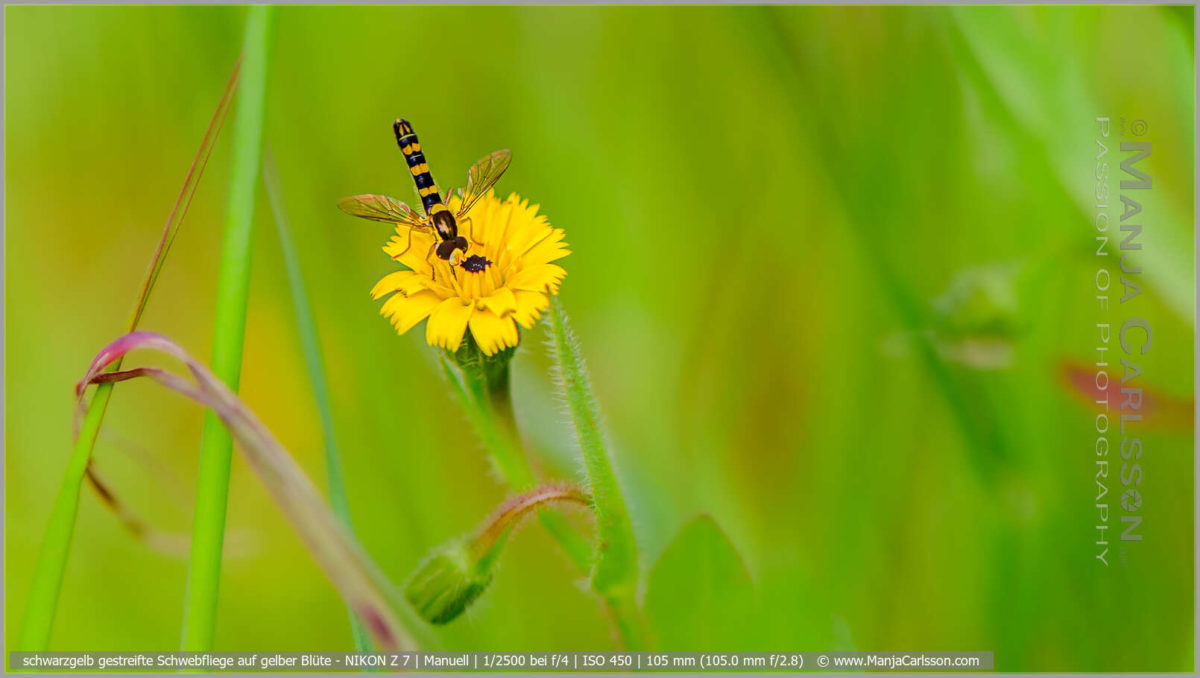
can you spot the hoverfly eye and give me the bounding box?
[435,239,457,260]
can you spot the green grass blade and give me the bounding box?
[263,151,372,653]
[181,5,275,652]
[17,382,114,651]
[546,296,645,649]
[18,54,242,652]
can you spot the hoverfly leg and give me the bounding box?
[396,224,417,258]
[424,240,440,282]
[461,216,484,246]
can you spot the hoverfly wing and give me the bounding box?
[457,149,512,219]
[337,194,426,228]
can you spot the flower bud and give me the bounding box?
[404,538,496,625]
[404,485,589,625]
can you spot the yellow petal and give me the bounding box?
[468,309,519,356]
[503,220,550,259]
[468,193,500,243]
[425,297,474,351]
[507,263,567,292]
[521,229,570,266]
[481,287,518,317]
[371,271,407,300]
[380,290,441,335]
[370,270,428,299]
[512,290,550,328]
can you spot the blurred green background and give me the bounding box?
[4,5,1194,671]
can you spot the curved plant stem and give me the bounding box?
[18,52,242,652]
[181,5,275,652]
[78,332,437,651]
[547,296,646,650]
[439,353,593,570]
[264,151,371,652]
[471,484,591,564]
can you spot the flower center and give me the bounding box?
[460,254,492,273]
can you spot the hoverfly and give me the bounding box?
[338,119,511,266]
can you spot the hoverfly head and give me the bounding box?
[435,239,459,261]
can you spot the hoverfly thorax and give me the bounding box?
[429,208,457,240]
[430,208,466,260]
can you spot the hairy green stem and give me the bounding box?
[440,349,593,570]
[181,6,274,652]
[454,353,533,487]
[547,296,646,650]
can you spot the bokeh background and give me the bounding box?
[4,5,1194,671]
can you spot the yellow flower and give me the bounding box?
[371,192,569,356]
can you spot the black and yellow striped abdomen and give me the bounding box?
[394,119,443,216]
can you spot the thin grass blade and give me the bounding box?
[263,150,373,652]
